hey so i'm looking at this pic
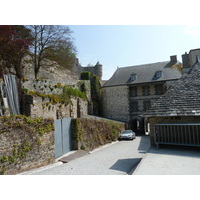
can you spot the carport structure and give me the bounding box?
[145,56,200,148]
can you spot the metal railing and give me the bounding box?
[154,123,200,148]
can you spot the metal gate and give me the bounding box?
[154,123,200,148]
[54,118,72,158]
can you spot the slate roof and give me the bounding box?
[103,60,182,87]
[145,59,200,117]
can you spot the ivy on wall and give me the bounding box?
[80,71,91,80]
[72,118,124,151]
[90,75,102,115]
[81,71,102,116]
[0,115,54,175]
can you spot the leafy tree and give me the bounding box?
[44,39,77,70]
[29,25,76,79]
[0,25,32,79]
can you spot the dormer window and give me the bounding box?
[131,73,137,81]
[155,71,162,79]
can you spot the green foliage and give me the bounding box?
[0,156,8,163]
[54,82,62,88]
[77,81,87,93]
[71,118,124,151]
[0,115,55,174]
[60,85,87,101]
[23,84,88,105]
[72,118,83,141]
[22,88,28,93]
[81,71,91,80]
[90,75,102,115]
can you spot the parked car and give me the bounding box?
[119,130,136,140]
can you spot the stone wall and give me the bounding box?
[0,116,55,175]
[102,85,130,122]
[23,57,79,82]
[22,79,91,101]
[72,118,125,151]
[22,79,90,119]
[25,95,88,120]
[149,116,200,146]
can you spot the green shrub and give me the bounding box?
[71,118,124,151]
[81,71,91,80]
[60,86,87,101]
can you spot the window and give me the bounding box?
[142,86,150,96]
[130,102,138,112]
[155,71,162,79]
[143,101,151,111]
[155,84,163,95]
[130,87,137,97]
[131,73,137,81]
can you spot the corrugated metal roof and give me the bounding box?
[104,60,182,87]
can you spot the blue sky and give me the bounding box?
[2,1,200,81]
[68,25,200,80]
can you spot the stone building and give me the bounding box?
[182,48,200,73]
[145,55,200,147]
[102,56,182,134]
[76,60,103,80]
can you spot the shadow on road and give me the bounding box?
[149,145,200,158]
[110,158,142,174]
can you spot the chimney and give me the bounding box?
[170,55,177,63]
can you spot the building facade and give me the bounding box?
[102,55,182,134]
[146,55,200,146]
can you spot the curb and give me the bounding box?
[89,140,119,154]
[17,162,63,175]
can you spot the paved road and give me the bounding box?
[134,145,200,175]
[21,135,150,175]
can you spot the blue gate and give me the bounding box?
[54,118,72,158]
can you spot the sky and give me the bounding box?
[68,25,200,80]
[2,0,200,197]
[3,1,200,81]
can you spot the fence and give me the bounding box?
[154,123,200,148]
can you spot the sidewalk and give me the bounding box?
[18,141,120,175]
[133,145,200,175]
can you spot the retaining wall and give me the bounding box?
[0,116,55,175]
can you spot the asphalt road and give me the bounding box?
[21,135,150,175]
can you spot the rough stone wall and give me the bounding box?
[22,57,79,82]
[72,118,125,151]
[149,116,200,146]
[102,85,130,122]
[22,78,90,119]
[0,116,55,175]
[22,79,91,101]
[23,79,78,94]
[30,96,88,120]
[130,84,159,114]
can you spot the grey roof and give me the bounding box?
[145,60,200,117]
[104,60,182,87]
